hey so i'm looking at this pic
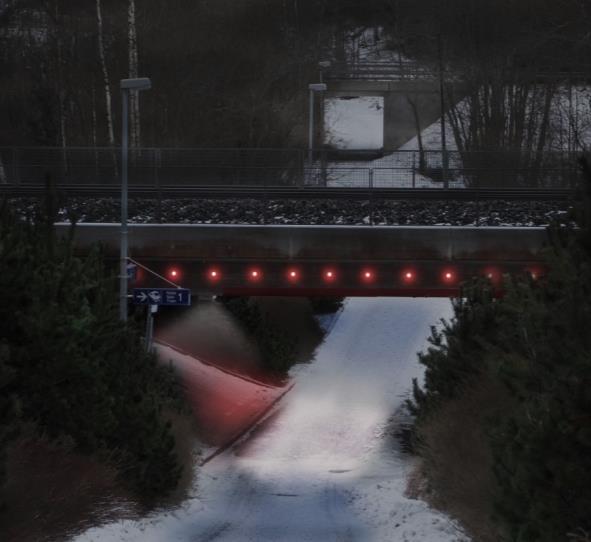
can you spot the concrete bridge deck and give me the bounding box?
[58,223,548,297]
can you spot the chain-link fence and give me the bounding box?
[0,147,580,190]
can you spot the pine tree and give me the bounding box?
[0,199,184,499]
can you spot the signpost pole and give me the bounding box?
[120,89,129,322]
[119,77,151,322]
[145,304,157,352]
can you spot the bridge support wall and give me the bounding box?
[327,80,461,151]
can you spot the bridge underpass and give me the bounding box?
[58,223,548,298]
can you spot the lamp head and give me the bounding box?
[121,77,152,91]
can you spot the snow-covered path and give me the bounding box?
[73,298,468,542]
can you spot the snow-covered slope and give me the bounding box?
[72,297,468,542]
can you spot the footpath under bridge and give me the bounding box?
[58,223,548,298]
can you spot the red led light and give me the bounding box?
[442,270,455,283]
[207,268,221,281]
[361,269,375,282]
[248,268,263,281]
[168,268,180,280]
[287,269,300,282]
[484,268,501,284]
[323,269,336,282]
[525,267,542,280]
[402,269,415,283]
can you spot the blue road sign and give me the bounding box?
[132,288,191,307]
[127,263,137,281]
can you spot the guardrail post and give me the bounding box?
[412,152,416,188]
[369,167,375,225]
[321,147,328,187]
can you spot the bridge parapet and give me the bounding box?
[57,223,548,297]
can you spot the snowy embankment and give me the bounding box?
[155,341,289,450]
[72,298,469,542]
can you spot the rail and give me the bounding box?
[1,184,575,201]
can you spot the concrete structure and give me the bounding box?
[326,79,458,151]
[57,223,548,298]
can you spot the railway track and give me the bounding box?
[0,184,576,201]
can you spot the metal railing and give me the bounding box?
[324,62,438,81]
[0,146,581,190]
[323,62,591,84]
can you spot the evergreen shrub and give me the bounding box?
[409,160,591,541]
[0,200,184,500]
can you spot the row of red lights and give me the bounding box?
[165,266,538,285]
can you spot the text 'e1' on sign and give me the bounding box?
[132,288,191,307]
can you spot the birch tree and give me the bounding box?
[128,0,140,148]
[95,0,114,148]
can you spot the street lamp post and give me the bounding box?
[120,77,151,322]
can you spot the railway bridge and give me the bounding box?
[58,223,548,298]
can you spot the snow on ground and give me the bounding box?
[325,97,384,150]
[72,297,469,542]
[323,98,463,188]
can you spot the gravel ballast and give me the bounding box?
[9,197,572,227]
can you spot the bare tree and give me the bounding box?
[96,0,114,148]
[128,0,140,148]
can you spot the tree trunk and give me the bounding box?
[54,1,68,177]
[406,94,425,171]
[96,0,115,148]
[128,0,140,148]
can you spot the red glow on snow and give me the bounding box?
[155,344,285,447]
